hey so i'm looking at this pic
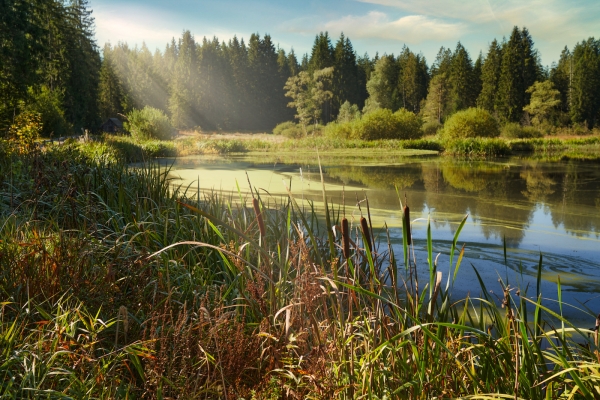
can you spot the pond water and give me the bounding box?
[165,152,600,327]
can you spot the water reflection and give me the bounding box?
[165,154,600,322]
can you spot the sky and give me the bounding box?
[93,0,600,67]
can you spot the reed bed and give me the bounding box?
[1,140,599,399]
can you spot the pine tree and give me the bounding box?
[521,27,542,105]
[308,32,334,74]
[98,45,125,120]
[447,42,475,114]
[422,73,449,123]
[550,47,572,114]
[570,38,600,128]
[397,46,428,113]
[477,39,503,112]
[169,30,199,129]
[333,33,359,116]
[496,27,525,122]
[473,52,483,101]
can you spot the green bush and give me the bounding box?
[422,120,442,136]
[125,106,173,141]
[273,121,296,135]
[443,137,511,157]
[305,124,324,136]
[25,86,71,138]
[501,123,542,139]
[324,121,355,139]
[281,125,304,139]
[337,101,361,123]
[353,108,422,140]
[439,108,499,141]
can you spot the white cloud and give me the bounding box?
[355,0,598,42]
[287,11,465,44]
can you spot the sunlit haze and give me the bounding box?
[93,0,600,66]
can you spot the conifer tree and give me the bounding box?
[477,39,503,112]
[570,38,600,128]
[333,33,359,116]
[447,42,475,114]
[397,46,428,113]
[550,47,572,114]
[496,27,526,122]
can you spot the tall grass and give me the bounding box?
[1,140,599,398]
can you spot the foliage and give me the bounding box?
[524,80,561,125]
[272,121,296,135]
[501,122,543,139]
[337,101,361,123]
[24,86,71,138]
[8,111,42,153]
[284,67,334,129]
[329,108,422,140]
[124,106,173,141]
[439,107,500,140]
[2,141,600,398]
[443,137,511,156]
[422,119,443,135]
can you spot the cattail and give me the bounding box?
[360,217,371,252]
[403,205,411,245]
[341,217,350,259]
[252,198,266,238]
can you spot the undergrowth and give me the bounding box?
[1,139,599,398]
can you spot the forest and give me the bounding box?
[2,0,600,138]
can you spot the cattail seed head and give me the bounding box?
[360,217,371,252]
[252,198,266,238]
[341,218,350,259]
[403,205,411,245]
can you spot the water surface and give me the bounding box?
[166,152,600,326]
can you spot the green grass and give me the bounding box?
[2,139,600,398]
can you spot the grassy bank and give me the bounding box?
[101,132,600,161]
[1,140,600,398]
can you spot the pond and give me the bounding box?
[165,151,600,327]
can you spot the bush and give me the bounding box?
[422,120,442,136]
[337,101,361,123]
[439,108,499,141]
[443,138,511,157]
[324,121,355,139]
[305,124,324,136]
[272,121,296,135]
[125,106,173,141]
[25,86,71,138]
[501,123,542,139]
[354,108,422,140]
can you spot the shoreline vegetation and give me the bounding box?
[97,130,600,162]
[1,139,600,398]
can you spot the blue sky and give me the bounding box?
[93,0,599,67]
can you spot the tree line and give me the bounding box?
[1,0,100,136]
[2,1,600,137]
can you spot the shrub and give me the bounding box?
[324,121,355,139]
[25,86,71,138]
[273,121,296,135]
[439,108,499,141]
[422,120,442,136]
[353,108,422,140]
[305,124,324,136]
[125,106,173,141]
[337,101,361,123]
[281,125,304,139]
[443,137,511,157]
[8,111,42,153]
[501,123,542,139]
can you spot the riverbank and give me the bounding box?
[1,140,599,398]
[101,131,600,162]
